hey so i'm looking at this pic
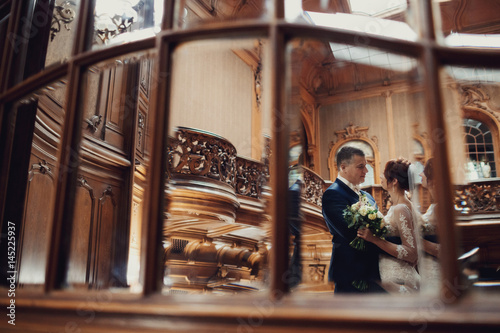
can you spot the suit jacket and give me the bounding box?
[322,179,385,293]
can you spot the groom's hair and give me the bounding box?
[336,146,365,168]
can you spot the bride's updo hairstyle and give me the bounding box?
[384,158,411,191]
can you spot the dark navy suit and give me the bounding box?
[322,179,385,293]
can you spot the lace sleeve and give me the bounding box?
[393,205,418,265]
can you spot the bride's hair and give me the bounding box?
[423,157,434,182]
[384,158,411,191]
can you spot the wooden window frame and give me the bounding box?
[1,0,500,332]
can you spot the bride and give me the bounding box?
[358,158,420,294]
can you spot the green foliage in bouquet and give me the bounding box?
[343,195,388,251]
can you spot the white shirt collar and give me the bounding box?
[337,175,361,194]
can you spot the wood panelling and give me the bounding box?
[95,186,118,289]
[17,159,55,286]
[458,221,500,274]
[67,177,94,286]
[104,66,126,152]
[439,0,500,35]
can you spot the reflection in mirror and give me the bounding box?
[285,38,436,295]
[92,0,163,49]
[163,39,271,295]
[8,0,80,81]
[434,0,500,49]
[45,1,80,67]
[285,0,419,43]
[174,0,267,29]
[441,65,500,293]
[0,78,67,289]
[63,51,156,291]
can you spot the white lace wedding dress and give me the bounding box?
[418,203,441,291]
[379,204,420,294]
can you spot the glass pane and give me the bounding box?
[92,0,163,49]
[0,2,11,63]
[164,38,270,294]
[8,1,80,83]
[441,65,500,293]
[1,78,67,289]
[63,51,156,291]
[286,37,434,296]
[45,1,80,67]
[285,0,419,43]
[174,0,268,29]
[434,0,500,49]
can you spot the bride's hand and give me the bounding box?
[357,227,376,243]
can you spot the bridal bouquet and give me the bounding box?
[343,195,388,251]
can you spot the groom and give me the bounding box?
[322,146,385,293]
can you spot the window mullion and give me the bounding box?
[71,0,95,55]
[269,23,289,297]
[45,60,85,292]
[141,38,172,296]
[420,0,461,302]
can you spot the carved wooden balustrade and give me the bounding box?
[164,128,344,292]
[164,127,269,292]
[235,156,267,199]
[454,179,500,279]
[302,167,324,207]
[291,167,333,291]
[167,126,237,187]
[454,179,500,216]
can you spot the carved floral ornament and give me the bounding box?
[461,84,490,109]
[329,122,379,149]
[302,168,325,207]
[301,101,315,117]
[37,160,51,174]
[454,182,500,214]
[460,84,500,123]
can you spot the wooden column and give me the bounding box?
[384,91,396,158]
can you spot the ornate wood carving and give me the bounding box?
[140,58,151,97]
[235,156,266,199]
[164,237,266,288]
[302,167,325,207]
[461,84,500,123]
[86,114,102,133]
[136,111,145,154]
[454,180,500,214]
[167,127,237,187]
[334,122,370,142]
[308,264,326,284]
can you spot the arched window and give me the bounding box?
[463,118,496,180]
